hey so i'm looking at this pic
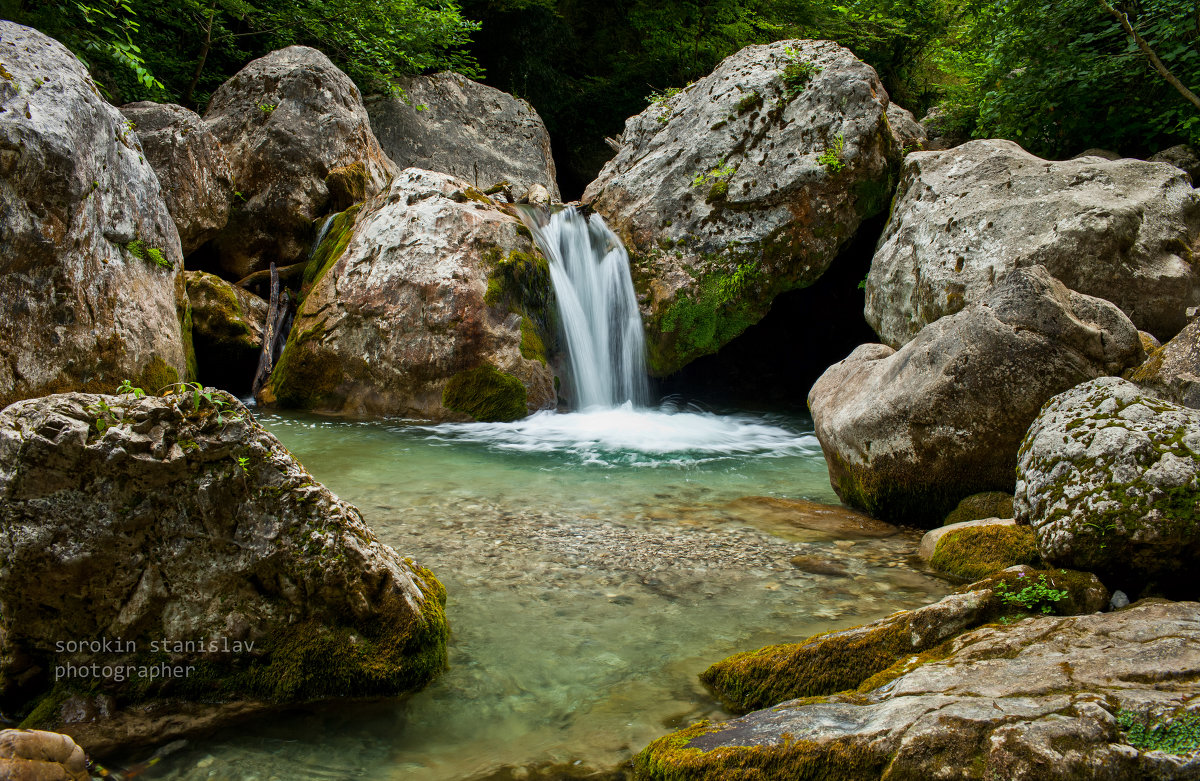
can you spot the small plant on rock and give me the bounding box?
[258,102,276,115]
[692,159,737,202]
[782,47,820,97]
[125,239,172,270]
[994,571,1068,615]
[817,133,846,173]
[1117,709,1200,755]
[646,84,689,124]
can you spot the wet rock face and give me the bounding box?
[119,102,235,256]
[367,72,560,202]
[261,168,555,420]
[583,39,902,375]
[1127,317,1200,409]
[203,46,397,279]
[184,271,267,393]
[866,139,1200,348]
[1015,376,1200,586]
[0,21,189,409]
[641,601,1200,781]
[0,391,448,751]
[809,266,1144,526]
[0,729,89,781]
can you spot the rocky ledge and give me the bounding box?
[638,600,1200,780]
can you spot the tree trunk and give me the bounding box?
[183,0,218,109]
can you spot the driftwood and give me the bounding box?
[251,263,288,397]
[236,259,307,299]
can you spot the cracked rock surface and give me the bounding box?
[638,601,1200,780]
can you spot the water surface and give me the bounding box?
[142,406,948,780]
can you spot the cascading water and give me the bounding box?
[519,206,649,409]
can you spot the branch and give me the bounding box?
[1100,0,1200,113]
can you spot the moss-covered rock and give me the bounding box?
[945,491,1015,525]
[0,390,448,754]
[443,363,528,422]
[262,168,554,419]
[701,565,1106,715]
[1016,376,1200,591]
[584,40,905,375]
[637,601,1200,781]
[929,523,1039,581]
[185,271,268,393]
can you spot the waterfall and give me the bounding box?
[519,206,650,410]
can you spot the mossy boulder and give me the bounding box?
[262,169,555,419]
[0,390,448,755]
[185,271,268,393]
[1015,376,1200,591]
[944,491,1015,525]
[928,522,1039,581]
[809,266,1144,526]
[637,601,1200,781]
[583,40,907,375]
[0,22,189,409]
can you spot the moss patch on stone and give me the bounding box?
[324,161,368,212]
[264,323,345,410]
[945,492,1015,525]
[649,265,764,375]
[633,720,886,781]
[136,355,181,394]
[302,204,362,299]
[930,524,1039,581]
[484,248,557,365]
[442,363,528,422]
[826,449,989,527]
[125,238,172,269]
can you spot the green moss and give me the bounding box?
[930,524,1039,581]
[706,180,729,204]
[125,238,172,269]
[633,720,886,781]
[945,492,1015,525]
[520,317,547,364]
[484,248,557,364]
[443,363,528,422]
[136,355,181,394]
[264,323,345,409]
[699,617,922,714]
[735,91,762,114]
[825,449,982,527]
[324,161,368,210]
[302,204,362,299]
[18,687,70,729]
[650,263,764,375]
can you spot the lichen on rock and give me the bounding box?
[1015,376,1200,588]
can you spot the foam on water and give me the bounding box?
[423,404,820,465]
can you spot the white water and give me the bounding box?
[520,206,650,409]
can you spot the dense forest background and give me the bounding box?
[2,0,1198,195]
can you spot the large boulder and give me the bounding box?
[0,22,189,408]
[0,729,88,781]
[638,601,1200,781]
[866,139,1200,348]
[582,40,902,375]
[367,72,560,202]
[185,271,268,393]
[203,47,397,279]
[1127,317,1200,409]
[809,266,1143,526]
[260,168,556,420]
[119,102,235,256]
[0,390,448,754]
[1015,376,1200,588]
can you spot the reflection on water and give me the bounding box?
[139,408,948,780]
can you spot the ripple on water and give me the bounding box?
[132,408,949,781]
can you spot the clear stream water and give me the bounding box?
[136,209,949,779]
[137,406,950,781]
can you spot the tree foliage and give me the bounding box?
[5,0,480,106]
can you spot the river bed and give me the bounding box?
[138,405,949,780]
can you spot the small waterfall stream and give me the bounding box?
[519,206,649,410]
